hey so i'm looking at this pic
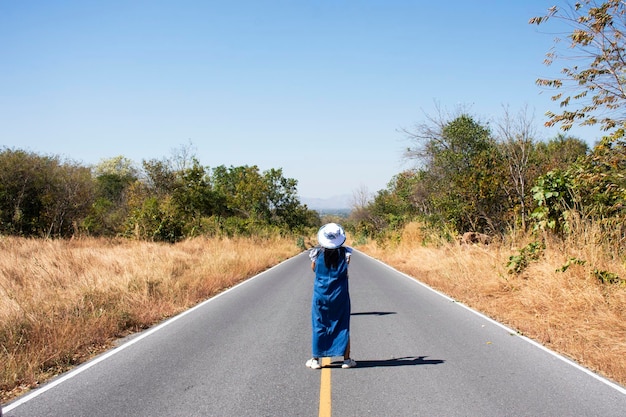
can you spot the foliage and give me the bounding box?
[121,162,318,241]
[537,134,590,168]
[555,257,623,285]
[262,168,308,230]
[41,162,94,237]
[353,107,591,243]
[93,155,138,179]
[530,170,578,234]
[83,156,139,236]
[530,1,626,137]
[515,132,626,260]
[402,113,509,234]
[557,257,586,272]
[0,148,94,237]
[348,171,420,240]
[124,195,185,242]
[506,241,545,274]
[572,136,626,218]
[592,268,623,284]
[0,147,318,241]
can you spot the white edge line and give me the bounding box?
[357,250,626,396]
[2,256,296,414]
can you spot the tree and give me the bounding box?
[85,156,139,236]
[0,148,94,237]
[572,136,626,219]
[536,134,590,170]
[172,158,215,218]
[41,162,94,237]
[531,169,579,235]
[142,158,177,197]
[93,155,138,179]
[210,165,314,231]
[404,112,507,233]
[262,168,303,229]
[93,156,138,205]
[0,148,48,235]
[530,1,626,137]
[210,165,266,220]
[363,172,420,235]
[495,106,539,229]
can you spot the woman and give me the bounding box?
[306,223,356,369]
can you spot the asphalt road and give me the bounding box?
[3,250,626,416]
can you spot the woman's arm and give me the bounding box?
[309,247,321,272]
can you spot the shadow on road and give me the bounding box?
[330,356,444,368]
[351,311,397,316]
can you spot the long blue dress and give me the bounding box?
[311,247,351,357]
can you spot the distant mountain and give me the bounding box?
[301,194,352,210]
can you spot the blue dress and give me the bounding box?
[311,247,351,357]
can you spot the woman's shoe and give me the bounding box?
[306,358,321,369]
[342,358,357,368]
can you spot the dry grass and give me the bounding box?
[356,221,626,388]
[0,235,301,402]
[4,224,625,403]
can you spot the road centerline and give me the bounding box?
[319,357,332,417]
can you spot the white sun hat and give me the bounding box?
[317,223,347,249]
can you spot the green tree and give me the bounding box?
[354,171,420,237]
[210,165,315,233]
[41,162,94,237]
[262,168,314,230]
[85,156,139,236]
[172,158,215,217]
[404,113,507,233]
[0,148,94,237]
[529,136,622,246]
[211,165,266,221]
[530,1,626,137]
[540,134,590,168]
[93,155,138,179]
[530,169,578,234]
[142,158,177,197]
[0,148,48,235]
[125,195,185,242]
[172,158,226,236]
[572,136,626,219]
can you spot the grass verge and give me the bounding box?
[355,222,626,389]
[0,235,301,403]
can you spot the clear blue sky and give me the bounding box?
[0,1,603,200]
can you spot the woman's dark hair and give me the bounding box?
[323,247,345,269]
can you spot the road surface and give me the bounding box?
[3,250,626,416]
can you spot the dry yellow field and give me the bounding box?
[355,222,626,389]
[0,236,301,402]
